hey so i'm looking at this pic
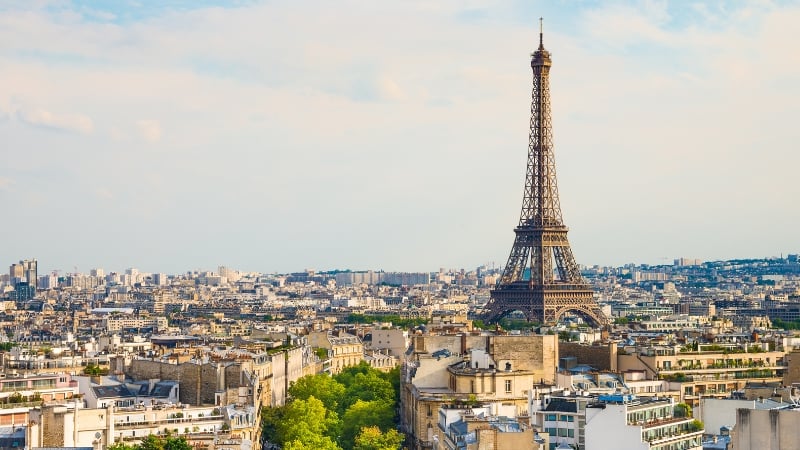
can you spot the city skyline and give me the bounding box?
[1,1,799,274]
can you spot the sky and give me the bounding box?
[1,0,799,275]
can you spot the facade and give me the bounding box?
[308,331,364,374]
[436,404,540,450]
[584,394,703,450]
[0,373,78,403]
[105,316,168,333]
[532,395,591,449]
[9,260,37,289]
[618,345,787,406]
[733,408,800,450]
[401,333,558,449]
[371,327,410,362]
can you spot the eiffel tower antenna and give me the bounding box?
[539,17,543,48]
[483,22,607,328]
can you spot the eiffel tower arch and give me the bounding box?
[484,23,607,328]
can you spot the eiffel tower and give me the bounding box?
[484,22,607,328]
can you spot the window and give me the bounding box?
[505,380,512,393]
[545,414,557,421]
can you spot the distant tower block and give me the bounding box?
[484,23,607,327]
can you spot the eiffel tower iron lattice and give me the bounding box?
[484,23,607,328]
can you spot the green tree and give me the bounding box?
[334,361,373,388]
[340,400,396,449]
[354,426,404,450]
[107,443,137,450]
[340,372,396,412]
[283,436,341,450]
[674,403,693,418]
[163,435,192,450]
[289,374,345,411]
[84,363,104,376]
[277,397,341,446]
[260,405,286,445]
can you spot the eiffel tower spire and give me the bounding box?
[484,22,607,327]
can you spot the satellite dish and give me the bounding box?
[95,432,102,439]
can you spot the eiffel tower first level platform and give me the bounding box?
[483,21,607,328]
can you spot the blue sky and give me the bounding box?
[1,1,798,275]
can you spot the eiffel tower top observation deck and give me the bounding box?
[484,21,607,327]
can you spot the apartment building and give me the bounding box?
[584,394,704,450]
[401,333,557,449]
[618,344,786,406]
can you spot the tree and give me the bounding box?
[674,403,692,418]
[138,434,165,450]
[354,426,404,450]
[108,443,137,450]
[288,374,345,411]
[334,361,373,388]
[283,436,341,450]
[277,397,340,446]
[84,363,104,376]
[260,405,286,445]
[340,371,396,412]
[113,434,190,450]
[340,400,396,450]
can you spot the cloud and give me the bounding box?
[16,107,94,134]
[0,177,14,191]
[376,76,406,102]
[136,119,162,142]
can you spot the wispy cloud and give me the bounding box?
[0,0,797,272]
[0,177,14,191]
[136,119,162,143]
[16,107,94,134]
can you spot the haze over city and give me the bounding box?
[1,0,798,275]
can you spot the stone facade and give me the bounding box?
[734,408,800,450]
[401,333,558,449]
[783,349,800,386]
[558,341,617,371]
[126,360,246,406]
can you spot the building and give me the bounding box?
[401,333,558,449]
[9,259,37,289]
[105,315,168,333]
[308,331,364,374]
[584,394,704,450]
[618,344,787,406]
[370,327,410,362]
[733,408,800,450]
[436,403,541,450]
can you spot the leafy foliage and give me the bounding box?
[346,314,427,329]
[340,400,396,449]
[354,426,404,450]
[276,397,340,445]
[83,363,108,376]
[289,374,345,411]
[772,318,800,330]
[108,434,191,450]
[0,342,17,351]
[262,363,403,449]
[674,403,692,418]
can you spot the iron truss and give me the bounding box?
[484,30,607,328]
